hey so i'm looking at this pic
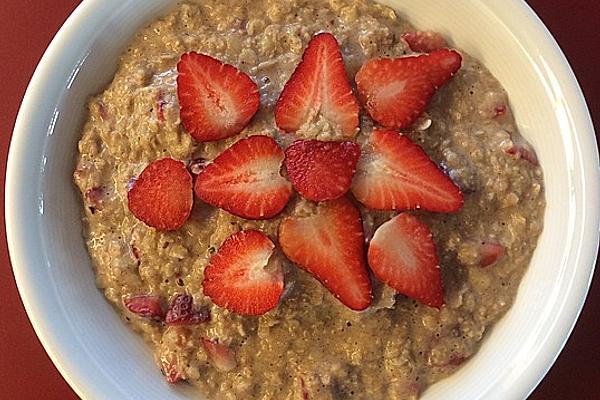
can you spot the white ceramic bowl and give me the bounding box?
[6,1,599,399]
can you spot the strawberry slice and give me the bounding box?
[84,186,107,213]
[299,376,310,400]
[278,197,372,311]
[284,140,361,201]
[351,130,463,212]
[201,338,237,371]
[177,52,259,142]
[123,295,165,321]
[275,32,359,137]
[355,49,462,130]
[194,135,292,219]
[165,293,211,325]
[506,134,539,166]
[128,158,193,231]
[507,145,539,165]
[402,31,448,53]
[203,230,284,316]
[367,213,444,308]
[478,239,505,268]
[493,104,507,118]
[160,354,186,384]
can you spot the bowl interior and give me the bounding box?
[7,0,598,399]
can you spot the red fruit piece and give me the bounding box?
[203,230,284,316]
[506,136,539,166]
[85,186,106,212]
[351,130,463,212]
[479,240,505,268]
[160,354,186,384]
[194,135,292,219]
[130,244,141,265]
[367,213,444,308]
[278,197,372,311]
[284,140,361,201]
[355,49,462,130]
[275,32,359,137]
[402,31,448,53]
[96,100,109,121]
[201,338,237,371]
[123,295,165,321]
[299,376,310,400]
[128,158,193,231]
[493,104,507,118]
[157,94,167,122]
[165,293,210,325]
[177,52,259,142]
[448,353,469,367]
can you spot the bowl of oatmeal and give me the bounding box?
[6,0,599,399]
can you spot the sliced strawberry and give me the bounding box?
[177,52,259,142]
[351,130,463,212]
[509,145,539,165]
[367,213,444,308]
[402,31,448,53]
[156,94,167,122]
[160,353,186,384]
[278,197,372,311]
[506,134,539,166]
[493,104,507,118]
[84,186,106,213]
[275,32,359,137]
[165,293,211,325]
[284,140,361,201]
[96,100,109,121]
[157,326,194,384]
[130,244,141,266]
[448,353,469,367]
[203,230,284,316]
[478,239,505,268]
[127,158,193,231]
[194,135,292,219]
[201,338,237,371]
[299,376,310,400]
[123,295,165,321]
[355,49,462,130]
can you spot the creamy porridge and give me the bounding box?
[73,0,546,399]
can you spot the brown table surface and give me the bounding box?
[1,1,599,399]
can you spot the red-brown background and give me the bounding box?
[1,1,598,398]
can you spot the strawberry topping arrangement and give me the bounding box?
[124,32,471,318]
[71,0,548,394]
[275,32,360,137]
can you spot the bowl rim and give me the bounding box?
[6,0,599,399]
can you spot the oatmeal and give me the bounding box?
[73,0,545,399]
